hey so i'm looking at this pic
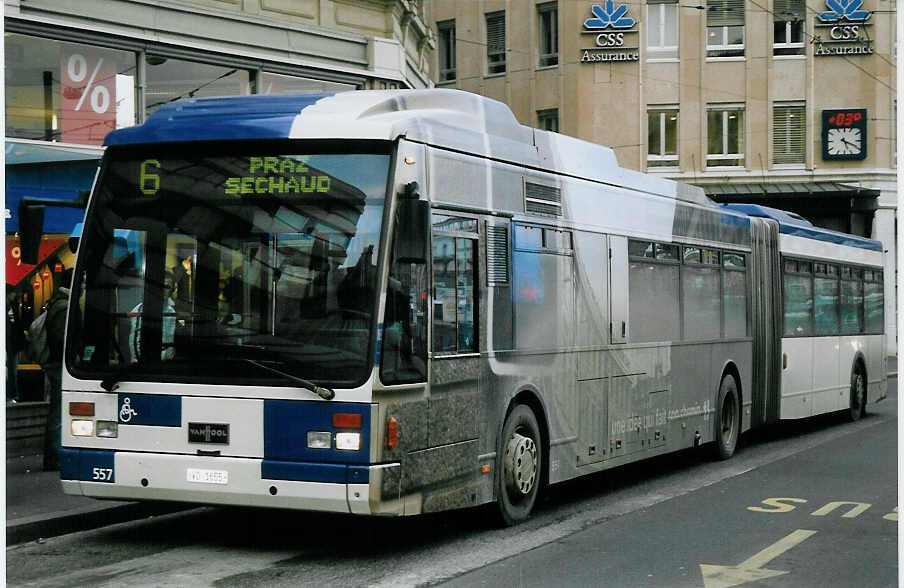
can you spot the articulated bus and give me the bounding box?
[53,90,885,524]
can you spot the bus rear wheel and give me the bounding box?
[496,404,542,526]
[713,374,740,460]
[847,366,866,422]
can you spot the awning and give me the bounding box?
[700,181,879,201]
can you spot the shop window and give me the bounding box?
[145,56,251,117]
[648,106,679,168]
[437,20,457,82]
[486,11,507,75]
[647,1,679,60]
[706,0,745,58]
[707,105,745,167]
[4,33,136,145]
[258,72,356,94]
[774,0,805,56]
[538,3,559,67]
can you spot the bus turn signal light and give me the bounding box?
[332,413,362,429]
[386,417,399,449]
[69,402,95,416]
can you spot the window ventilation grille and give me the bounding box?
[525,182,562,216]
[486,224,509,285]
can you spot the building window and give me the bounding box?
[486,11,506,75]
[538,109,559,132]
[773,0,805,56]
[259,72,356,94]
[648,106,679,168]
[707,0,745,58]
[145,56,251,117]
[707,105,745,167]
[538,3,558,67]
[437,20,456,82]
[647,1,679,60]
[773,102,805,165]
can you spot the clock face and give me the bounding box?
[822,109,867,160]
[826,127,862,156]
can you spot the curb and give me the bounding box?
[7,502,193,546]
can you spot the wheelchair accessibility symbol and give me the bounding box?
[119,397,138,423]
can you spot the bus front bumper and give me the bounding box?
[60,448,396,515]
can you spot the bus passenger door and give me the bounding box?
[609,236,628,344]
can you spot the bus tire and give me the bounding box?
[847,365,866,422]
[495,404,542,526]
[713,373,740,460]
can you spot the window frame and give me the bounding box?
[486,11,507,76]
[431,213,480,356]
[707,105,746,168]
[537,2,559,68]
[772,101,806,167]
[437,19,457,83]
[647,1,679,61]
[647,106,679,169]
[538,108,560,133]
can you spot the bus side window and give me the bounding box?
[380,242,428,385]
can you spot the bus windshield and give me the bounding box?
[69,144,390,387]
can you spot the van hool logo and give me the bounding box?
[188,422,230,444]
[581,1,639,63]
[818,0,871,22]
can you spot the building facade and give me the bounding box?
[4,0,435,397]
[425,0,897,352]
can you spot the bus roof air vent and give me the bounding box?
[525,182,562,217]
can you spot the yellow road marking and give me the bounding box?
[699,529,817,588]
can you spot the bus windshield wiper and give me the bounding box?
[244,359,335,400]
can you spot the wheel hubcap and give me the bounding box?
[721,392,736,442]
[504,432,537,496]
[854,374,864,411]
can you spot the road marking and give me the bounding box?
[699,529,817,588]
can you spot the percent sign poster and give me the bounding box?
[60,48,117,145]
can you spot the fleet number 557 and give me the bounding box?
[92,467,113,482]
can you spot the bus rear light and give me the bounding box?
[96,421,119,438]
[386,417,399,449]
[332,413,362,429]
[71,420,95,437]
[335,432,361,451]
[69,402,95,416]
[307,431,331,449]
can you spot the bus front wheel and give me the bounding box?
[713,374,740,460]
[496,404,542,526]
[847,366,866,422]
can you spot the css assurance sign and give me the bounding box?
[580,1,640,62]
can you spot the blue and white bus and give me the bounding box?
[52,90,885,524]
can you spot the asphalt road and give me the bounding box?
[5,378,897,588]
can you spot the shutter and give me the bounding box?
[525,182,562,216]
[707,0,745,26]
[772,105,805,164]
[773,0,804,21]
[486,223,510,285]
[486,12,506,54]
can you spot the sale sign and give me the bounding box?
[6,236,68,285]
[60,48,117,145]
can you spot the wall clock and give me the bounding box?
[822,109,867,160]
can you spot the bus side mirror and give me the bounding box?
[18,202,46,265]
[396,182,429,264]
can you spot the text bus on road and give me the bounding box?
[51,90,885,524]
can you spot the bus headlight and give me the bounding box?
[307,431,331,449]
[335,432,361,451]
[71,420,95,437]
[96,421,119,438]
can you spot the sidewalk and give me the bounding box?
[6,454,188,545]
[5,355,898,546]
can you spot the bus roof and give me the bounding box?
[721,203,883,252]
[104,89,714,208]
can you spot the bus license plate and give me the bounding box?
[186,468,229,485]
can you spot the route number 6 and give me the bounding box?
[140,159,161,195]
[92,467,113,481]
